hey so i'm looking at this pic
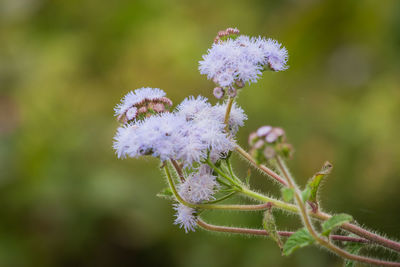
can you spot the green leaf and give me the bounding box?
[301,187,311,202]
[306,161,333,203]
[263,210,283,250]
[156,187,174,200]
[344,237,365,267]
[283,228,314,256]
[281,188,294,202]
[322,214,353,236]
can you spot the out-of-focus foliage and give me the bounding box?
[1,0,400,266]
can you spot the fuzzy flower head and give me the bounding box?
[173,204,197,233]
[114,87,173,124]
[173,164,219,233]
[178,164,219,203]
[199,28,288,90]
[113,93,244,167]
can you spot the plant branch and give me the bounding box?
[170,159,185,182]
[197,218,369,243]
[235,145,400,253]
[235,145,288,186]
[205,158,241,188]
[224,96,234,132]
[275,156,400,267]
[164,164,276,211]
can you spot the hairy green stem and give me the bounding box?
[235,144,400,253]
[224,96,234,132]
[164,164,274,211]
[235,145,288,186]
[205,158,241,189]
[197,218,368,243]
[275,156,400,267]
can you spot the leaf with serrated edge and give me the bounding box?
[322,214,353,236]
[306,161,333,203]
[283,228,314,256]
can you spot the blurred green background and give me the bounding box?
[1,0,400,266]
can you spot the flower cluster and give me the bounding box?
[113,89,247,166]
[199,31,288,89]
[174,165,219,232]
[114,87,173,124]
[248,125,293,162]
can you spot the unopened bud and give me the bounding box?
[218,30,227,37]
[248,132,258,146]
[263,146,276,159]
[226,27,240,35]
[227,86,237,97]
[235,79,245,88]
[213,87,225,99]
[153,103,165,113]
[253,139,265,150]
[126,107,138,121]
[248,125,293,163]
[257,126,272,137]
[138,106,147,114]
[159,97,173,107]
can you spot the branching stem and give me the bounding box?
[274,156,400,267]
[234,144,400,253]
[164,164,277,211]
[197,218,368,243]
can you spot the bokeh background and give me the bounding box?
[1,0,400,266]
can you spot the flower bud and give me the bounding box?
[227,86,237,97]
[213,87,225,99]
[235,79,245,88]
[248,125,293,163]
[126,107,138,121]
[153,103,165,113]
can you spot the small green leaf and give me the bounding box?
[156,187,174,200]
[263,209,283,250]
[301,187,311,202]
[306,161,333,203]
[344,237,365,267]
[281,188,294,202]
[283,228,314,256]
[322,214,353,236]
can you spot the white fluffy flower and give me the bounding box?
[174,165,219,233]
[176,95,211,121]
[113,112,186,161]
[173,204,197,233]
[114,93,244,167]
[114,87,166,117]
[262,38,288,71]
[212,101,247,134]
[199,35,288,87]
[178,165,219,203]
